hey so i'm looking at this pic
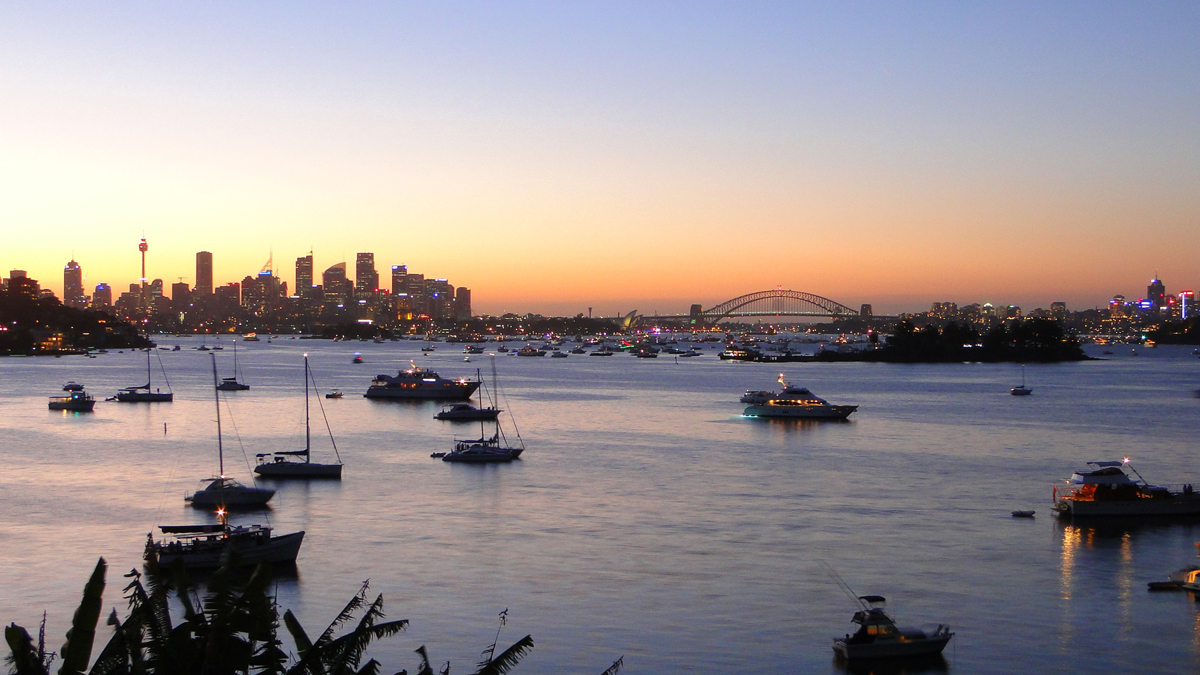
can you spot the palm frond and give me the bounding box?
[598,655,624,675]
[413,645,433,675]
[354,658,381,675]
[58,557,106,675]
[471,635,533,675]
[4,623,49,675]
[315,582,370,648]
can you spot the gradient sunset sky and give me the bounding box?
[2,2,1197,316]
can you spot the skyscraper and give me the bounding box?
[323,263,351,305]
[63,259,87,308]
[390,265,407,295]
[1148,275,1166,309]
[92,283,112,308]
[455,287,472,319]
[355,253,378,300]
[196,251,213,296]
[296,254,314,299]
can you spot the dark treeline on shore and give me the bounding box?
[1148,317,1200,345]
[0,289,149,355]
[815,319,1088,363]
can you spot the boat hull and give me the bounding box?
[832,633,952,660]
[115,391,174,402]
[743,404,857,420]
[365,381,481,400]
[254,462,343,479]
[442,446,523,463]
[1054,496,1200,517]
[216,382,250,391]
[154,531,304,569]
[48,399,95,412]
[188,486,276,507]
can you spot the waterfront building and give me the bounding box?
[63,260,87,308]
[92,283,112,308]
[4,270,40,299]
[355,253,378,300]
[1181,290,1194,320]
[195,251,213,296]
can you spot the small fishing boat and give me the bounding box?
[325,389,344,399]
[832,595,953,661]
[49,388,96,412]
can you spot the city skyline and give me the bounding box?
[2,3,1198,315]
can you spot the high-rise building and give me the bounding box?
[402,273,426,314]
[92,283,112,308]
[195,251,213,296]
[1148,275,1166,309]
[391,265,407,295]
[63,259,87,308]
[427,279,453,319]
[5,270,40,299]
[171,281,191,304]
[323,263,351,305]
[296,254,314,299]
[1180,291,1194,320]
[355,253,378,300]
[1050,302,1068,320]
[455,287,472,319]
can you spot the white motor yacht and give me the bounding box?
[742,375,857,420]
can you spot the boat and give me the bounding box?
[111,349,174,402]
[254,354,343,479]
[550,351,568,358]
[215,340,250,391]
[48,388,96,412]
[742,375,857,420]
[1011,510,1036,518]
[464,345,485,354]
[62,381,84,391]
[570,346,586,354]
[1010,365,1032,396]
[352,353,364,364]
[832,595,953,661]
[516,345,546,357]
[364,362,481,400]
[325,389,344,399]
[1052,459,1200,517]
[434,371,502,421]
[441,358,524,463]
[146,511,303,569]
[740,389,776,404]
[719,345,762,361]
[242,333,260,342]
[187,355,275,508]
[590,346,614,356]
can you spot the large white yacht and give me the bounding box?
[742,376,857,420]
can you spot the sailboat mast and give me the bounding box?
[304,354,311,463]
[146,347,152,389]
[211,354,224,476]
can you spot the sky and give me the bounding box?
[1,2,1197,316]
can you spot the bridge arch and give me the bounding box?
[698,289,858,323]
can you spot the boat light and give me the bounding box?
[1123,457,1130,464]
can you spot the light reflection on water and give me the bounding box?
[1,341,1199,673]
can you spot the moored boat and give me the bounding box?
[147,517,303,569]
[1053,459,1200,517]
[254,354,343,479]
[832,595,953,661]
[364,362,481,400]
[48,389,96,412]
[112,349,174,402]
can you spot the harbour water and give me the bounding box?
[2,338,1199,673]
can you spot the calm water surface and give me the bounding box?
[2,339,1199,673]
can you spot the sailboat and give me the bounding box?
[254,354,343,478]
[434,368,502,421]
[441,357,525,463]
[112,348,173,402]
[1011,365,1033,396]
[215,339,250,391]
[187,354,275,508]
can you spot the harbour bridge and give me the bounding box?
[626,289,871,328]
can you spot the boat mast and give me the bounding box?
[211,354,224,477]
[304,354,311,464]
